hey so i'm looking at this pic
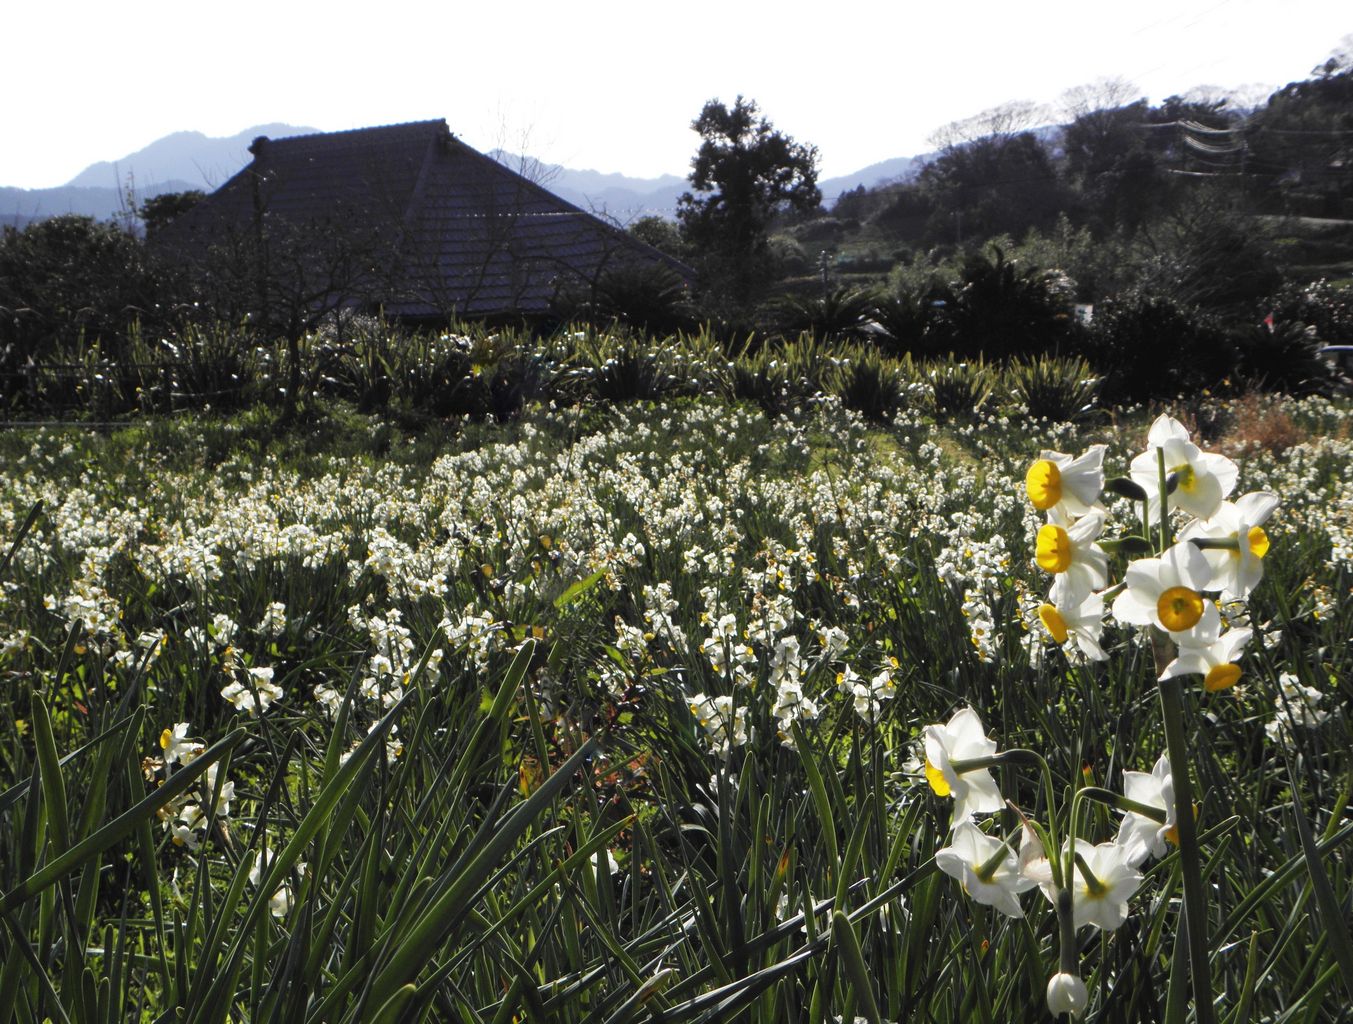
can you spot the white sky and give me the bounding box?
[2,0,1349,190]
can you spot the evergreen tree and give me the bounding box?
[677,96,820,315]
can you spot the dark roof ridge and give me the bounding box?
[250,120,450,155]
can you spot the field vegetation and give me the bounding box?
[1,370,1350,1021]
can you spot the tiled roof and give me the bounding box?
[159,120,692,318]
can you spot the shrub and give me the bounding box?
[1004,353,1103,423]
[156,323,265,412]
[549,263,696,337]
[928,356,993,420]
[779,333,847,396]
[1086,292,1233,403]
[727,350,792,416]
[579,332,691,404]
[765,285,880,343]
[1215,391,1308,455]
[722,337,841,417]
[871,292,950,357]
[487,346,556,421]
[837,348,906,422]
[1232,320,1327,394]
[0,216,170,381]
[1260,278,1353,345]
[941,246,1075,360]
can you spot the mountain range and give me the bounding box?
[1,125,922,230]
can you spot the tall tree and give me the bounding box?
[918,129,1066,244]
[1058,81,1159,232]
[677,96,820,314]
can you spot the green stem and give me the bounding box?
[1057,885,1077,975]
[1077,786,1169,823]
[1158,670,1215,1024]
[1156,447,1172,552]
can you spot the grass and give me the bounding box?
[0,391,1350,1022]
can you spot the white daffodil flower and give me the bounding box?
[158,722,204,766]
[1162,602,1252,691]
[1179,491,1278,601]
[250,851,304,919]
[1111,541,1212,634]
[1034,510,1108,602]
[1129,414,1238,521]
[935,821,1037,918]
[591,848,621,876]
[1062,840,1143,931]
[1046,972,1090,1019]
[1038,577,1107,661]
[203,762,235,818]
[1025,445,1106,520]
[167,811,204,850]
[1266,672,1329,745]
[923,707,1004,825]
[688,693,748,754]
[220,666,284,716]
[1115,754,1176,866]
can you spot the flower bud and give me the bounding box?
[1046,972,1088,1019]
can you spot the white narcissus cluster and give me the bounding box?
[1115,754,1177,866]
[1028,414,1276,692]
[221,665,283,716]
[939,413,1285,1016]
[687,693,747,755]
[923,706,1150,927]
[159,721,203,766]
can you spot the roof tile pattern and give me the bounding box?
[162,120,690,317]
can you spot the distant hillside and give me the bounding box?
[3,124,320,230]
[65,123,320,191]
[541,157,929,222]
[550,173,688,223]
[818,156,924,201]
[1,181,199,230]
[542,158,927,221]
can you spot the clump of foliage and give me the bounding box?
[838,346,907,422]
[1233,320,1329,394]
[940,246,1077,360]
[1085,292,1234,403]
[0,216,171,409]
[1005,353,1103,423]
[552,263,698,337]
[765,285,880,343]
[927,355,994,420]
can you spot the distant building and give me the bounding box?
[155,119,692,324]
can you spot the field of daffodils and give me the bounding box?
[0,392,1349,1022]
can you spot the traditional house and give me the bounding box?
[155,119,692,325]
